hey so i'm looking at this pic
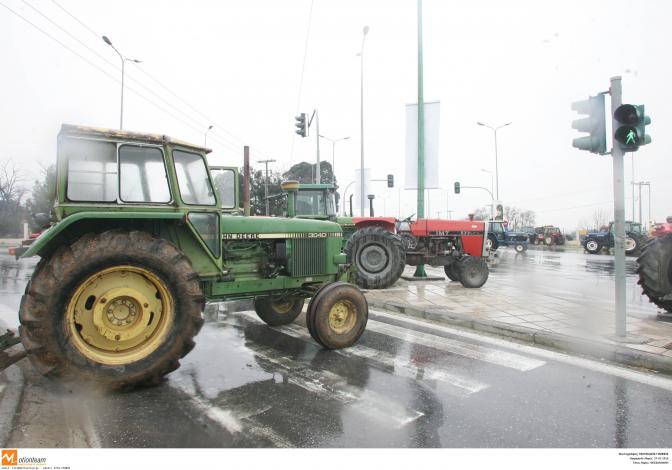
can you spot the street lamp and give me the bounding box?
[480,168,494,218]
[102,35,141,130]
[476,121,511,200]
[359,25,370,216]
[204,125,213,147]
[319,134,350,178]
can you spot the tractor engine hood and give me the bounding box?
[222,216,342,236]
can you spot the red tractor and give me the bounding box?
[344,215,489,290]
[638,216,672,313]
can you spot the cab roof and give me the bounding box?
[59,124,211,154]
[298,183,338,190]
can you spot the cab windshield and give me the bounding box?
[296,190,335,217]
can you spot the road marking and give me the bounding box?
[371,309,672,392]
[250,344,424,428]
[232,312,489,397]
[366,318,546,372]
[277,322,489,396]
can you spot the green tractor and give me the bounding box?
[17,125,368,389]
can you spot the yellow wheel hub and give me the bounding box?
[328,300,356,334]
[272,299,295,314]
[66,266,174,365]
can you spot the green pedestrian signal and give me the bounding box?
[454,181,460,194]
[387,174,394,188]
[571,94,607,154]
[614,104,651,152]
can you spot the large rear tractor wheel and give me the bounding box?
[444,262,461,282]
[459,256,489,288]
[637,234,672,313]
[254,295,304,326]
[345,227,405,289]
[306,282,368,349]
[18,230,204,390]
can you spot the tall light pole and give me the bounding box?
[476,121,511,200]
[319,134,349,178]
[359,25,370,216]
[102,35,141,130]
[204,125,213,147]
[481,168,494,218]
[257,159,276,216]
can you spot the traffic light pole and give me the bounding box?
[610,76,627,338]
[414,0,427,278]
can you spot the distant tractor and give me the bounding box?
[15,125,369,389]
[278,182,490,289]
[485,220,529,253]
[638,233,672,313]
[582,221,647,256]
[532,225,565,245]
[650,217,672,238]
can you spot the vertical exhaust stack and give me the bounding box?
[243,146,250,216]
[281,180,299,217]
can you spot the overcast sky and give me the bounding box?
[1,0,670,229]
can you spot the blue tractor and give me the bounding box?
[582,221,647,256]
[486,220,529,253]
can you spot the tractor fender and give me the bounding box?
[351,217,396,233]
[22,211,185,258]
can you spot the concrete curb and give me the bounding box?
[368,299,672,377]
[0,365,24,447]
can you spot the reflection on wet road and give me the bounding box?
[3,252,672,447]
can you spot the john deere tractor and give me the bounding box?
[17,125,368,389]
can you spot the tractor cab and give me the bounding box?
[282,182,339,221]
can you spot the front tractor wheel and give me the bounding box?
[18,230,204,389]
[459,256,489,288]
[345,227,405,289]
[514,243,527,253]
[444,262,461,282]
[306,282,368,349]
[254,295,305,326]
[585,239,601,254]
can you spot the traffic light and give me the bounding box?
[571,94,606,154]
[613,104,651,152]
[387,174,394,188]
[454,181,460,194]
[294,113,307,137]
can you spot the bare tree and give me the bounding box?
[502,205,535,230]
[591,208,610,231]
[472,207,490,221]
[0,160,27,237]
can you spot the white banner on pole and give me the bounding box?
[354,168,371,216]
[405,101,440,189]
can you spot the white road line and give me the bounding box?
[235,312,489,397]
[371,309,672,392]
[250,345,424,428]
[366,319,546,372]
[280,323,489,396]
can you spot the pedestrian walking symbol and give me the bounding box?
[626,129,637,145]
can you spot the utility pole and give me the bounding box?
[258,159,276,216]
[610,76,627,338]
[414,0,427,278]
[315,111,320,183]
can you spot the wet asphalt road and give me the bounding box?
[1,249,671,448]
